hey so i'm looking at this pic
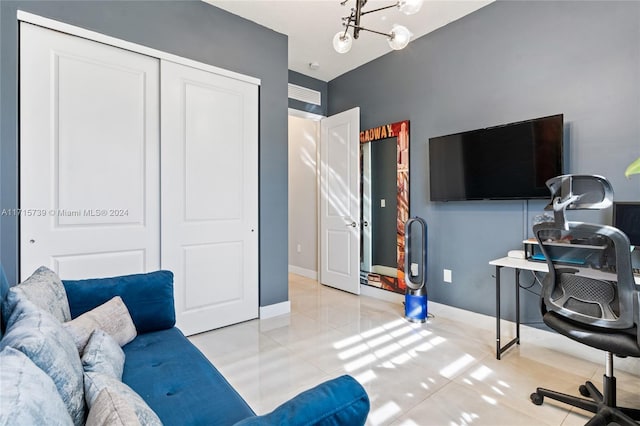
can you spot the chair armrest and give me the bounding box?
[63,270,175,333]
[233,375,369,426]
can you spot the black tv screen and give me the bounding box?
[613,202,640,246]
[429,114,563,201]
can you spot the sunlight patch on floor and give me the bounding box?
[470,365,492,381]
[354,368,377,385]
[481,394,497,405]
[368,400,401,426]
[439,354,475,379]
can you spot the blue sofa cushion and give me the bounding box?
[0,346,74,426]
[0,264,9,337]
[63,270,175,333]
[233,375,369,426]
[0,265,9,306]
[122,327,255,425]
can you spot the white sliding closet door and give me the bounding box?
[20,23,160,280]
[161,61,259,336]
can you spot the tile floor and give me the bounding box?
[189,274,640,425]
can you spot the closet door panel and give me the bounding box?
[20,23,160,280]
[161,60,258,336]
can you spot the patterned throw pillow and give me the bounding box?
[2,266,71,324]
[82,329,125,380]
[0,298,85,426]
[64,296,137,353]
[0,346,74,426]
[84,372,163,426]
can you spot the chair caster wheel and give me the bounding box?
[579,385,590,397]
[530,392,543,405]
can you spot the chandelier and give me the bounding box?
[333,0,424,54]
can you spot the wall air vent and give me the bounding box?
[288,83,321,106]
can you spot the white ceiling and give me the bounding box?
[206,0,493,81]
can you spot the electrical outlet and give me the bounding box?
[443,269,452,283]
[296,244,302,253]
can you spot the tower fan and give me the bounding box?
[404,217,427,322]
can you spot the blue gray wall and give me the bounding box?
[329,1,640,323]
[0,0,289,307]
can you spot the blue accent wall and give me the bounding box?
[0,0,289,307]
[329,1,640,323]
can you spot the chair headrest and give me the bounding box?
[544,174,613,229]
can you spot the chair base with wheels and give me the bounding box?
[530,352,640,426]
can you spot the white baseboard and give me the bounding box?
[288,265,317,280]
[359,284,404,304]
[259,300,291,319]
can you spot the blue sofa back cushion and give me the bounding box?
[63,270,175,334]
[122,327,255,425]
[233,375,370,426]
[0,264,9,337]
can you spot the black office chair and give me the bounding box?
[530,174,640,426]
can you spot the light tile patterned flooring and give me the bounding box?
[189,274,640,425]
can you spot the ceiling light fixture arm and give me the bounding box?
[334,0,423,53]
[344,23,393,39]
[341,0,400,39]
[360,2,400,16]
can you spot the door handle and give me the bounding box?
[346,221,357,228]
[362,220,369,227]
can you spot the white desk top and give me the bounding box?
[489,256,548,272]
[489,256,640,285]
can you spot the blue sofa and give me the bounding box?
[0,266,370,425]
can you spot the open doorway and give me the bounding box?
[288,110,321,279]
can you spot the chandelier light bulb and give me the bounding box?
[388,24,411,50]
[398,0,423,15]
[333,31,353,53]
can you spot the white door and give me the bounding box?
[161,60,259,336]
[319,107,361,294]
[20,23,160,280]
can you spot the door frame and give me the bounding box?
[288,107,362,295]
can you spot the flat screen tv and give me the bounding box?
[613,202,640,246]
[429,114,564,201]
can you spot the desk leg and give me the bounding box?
[515,268,521,345]
[496,265,521,360]
[496,265,502,360]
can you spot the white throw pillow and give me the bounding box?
[64,296,136,353]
